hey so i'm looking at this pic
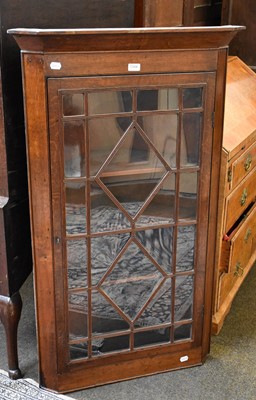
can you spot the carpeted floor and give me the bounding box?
[0,264,256,400]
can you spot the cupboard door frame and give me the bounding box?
[47,71,216,385]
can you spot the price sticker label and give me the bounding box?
[50,62,62,70]
[180,355,189,363]
[128,63,141,72]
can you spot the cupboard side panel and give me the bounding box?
[206,48,228,340]
[21,53,58,389]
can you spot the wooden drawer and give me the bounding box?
[218,202,256,307]
[230,141,256,190]
[224,166,256,232]
[227,202,256,275]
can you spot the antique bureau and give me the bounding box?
[9,26,241,392]
[212,56,256,334]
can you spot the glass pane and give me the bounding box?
[70,342,88,361]
[65,183,86,235]
[134,278,172,328]
[90,182,131,233]
[64,121,85,177]
[176,225,196,272]
[136,173,175,226]
[181,113,202,166]
[183,88,203,109]
[63,93,84,116]
[69,291,88,339]
[89,117,132,176]
[91,234,130,285]
[91,291,129,334]
[67,239,87,289]
[100,127,166,174]
[100,128,167,218]
[138,114,178,168]
[101,241,163,320]
[88,91,132,115]
[136,229,173,274]
[101,174,165,218]
[137,88,178,111]
[175,275,194,322]
[179,172,197,220]
[134,328,170,348]
[174,323,192,341]
[93,335,130,355]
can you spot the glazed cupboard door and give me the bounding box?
[48,72,215,388]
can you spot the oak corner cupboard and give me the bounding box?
[9,26,242,393]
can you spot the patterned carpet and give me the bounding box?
[67,203,195,330]
[0,370,74,400]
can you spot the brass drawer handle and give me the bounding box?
[244,154,252,172]
[244,228,252,244]
[234,262,244,277]
[240,188,248,206]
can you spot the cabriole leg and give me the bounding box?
[0,292,23,379]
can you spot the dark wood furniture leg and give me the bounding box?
[0,292,23,379]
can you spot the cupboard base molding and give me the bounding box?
[56,347,203,393]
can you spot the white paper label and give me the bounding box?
[50,62,62,70]
[128,63,141,72]
[180,355,189,363]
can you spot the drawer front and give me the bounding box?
[218,271,238,309]
[229,202,256,276]
[218,203,256,308]
[231,141,256,190]
[225,166,256,232]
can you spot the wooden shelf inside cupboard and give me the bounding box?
[212,57,256,334]
[9,26,242,392]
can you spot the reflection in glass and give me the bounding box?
[174,324,192,341]
[91,234,130,285]
[90,183,131,233]
[100,127,166,174]
[137,88,178,111]
[61,85,201,358]
[63,93,84,116]
[88,91,132,115]
[174,275,193,322]
[99,127,167,218]
[93,335,130,355]
[176,226,196,272]
[64,121,85,177]
[183,87,203,109]
[65,183,86,235]
[134,278,172,328]
[179,172,197,220]
[91,291,129,334]
[89,117,132,176]
[138,114,178,168]
[101,173,165,218]
[181,113,202,166]
[67,239,87,289]
[136,229,173,274]
[101,241,163,320]
[69,291,88,339]
[136,173,175,226]
[70,342,88,361]
[134,328,170,348]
